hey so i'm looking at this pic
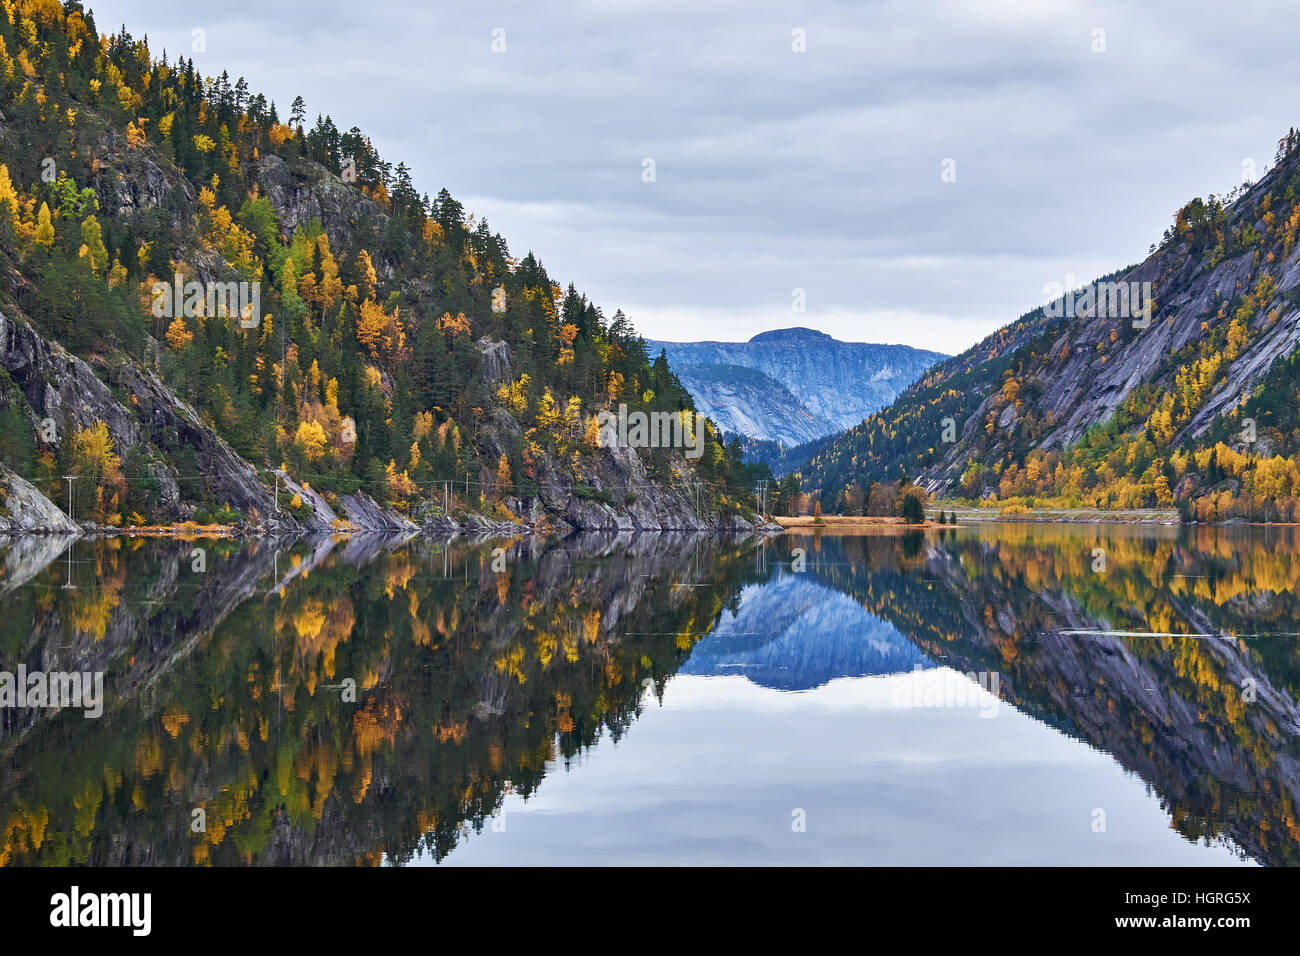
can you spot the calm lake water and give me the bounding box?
[1,525,1297,866]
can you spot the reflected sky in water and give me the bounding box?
[2,526,1296,866]
[438,663,1250,866]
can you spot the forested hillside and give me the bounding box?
[0,0,768,531]
[802,128,1300,523]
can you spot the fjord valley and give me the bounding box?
[0,3,774,536]
[0,0,1299,902]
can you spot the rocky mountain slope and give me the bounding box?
[802,128,1300,521]
[671,362,822,446]
[646,328,944,446]
[0,6,770,535]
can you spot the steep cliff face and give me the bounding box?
[464,407,755,532]
[673,363,823,447]
[0,298,753,534]
[1,307,142,460]
[801,134,1300,512]
[0,304,284,524]
[647,328,944,444]
[916,203,1300,496]
[251,156,381,247]
[0,306,431,533]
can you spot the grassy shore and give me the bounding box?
[774,506,1183,529]
[774,515,940,530]
[936,506,1181,525]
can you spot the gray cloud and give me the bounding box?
[94,0,1300,350]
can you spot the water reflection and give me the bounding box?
[0,525,1296,865]
[680,573,930,690]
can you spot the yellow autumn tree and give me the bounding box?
[412,410,434,441]
[165,317,193,349]
[355,249,377,300]
[73,421,122,484]
[496,454,512,497]
[293,419,329,463]
[536,388,562,430]
[34,202,54,248]
[0,164,19,234]
[557,322,578,365]
[496,373,530,414]
[79,215,108,273]
[385,460,417,500]
[72,421,125,523]
[356,299,407,361]
[436,311,471,337]
[606,370,624,403]
[299,235,343,318]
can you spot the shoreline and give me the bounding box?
[10,510,1300,538]
[0,518,783,539]
[775,509,1300,529]
[776,515,941,531]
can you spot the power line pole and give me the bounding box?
[262,469,281,512]
[58,475,79,520]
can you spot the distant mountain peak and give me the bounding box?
[748,327,836,344]
[645,331,945,449]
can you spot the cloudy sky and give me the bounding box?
[94,0,1300,353]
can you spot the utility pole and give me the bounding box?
[59,475,79,520]
[264,469,281,512]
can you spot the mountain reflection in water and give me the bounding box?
[0,525,1297,865]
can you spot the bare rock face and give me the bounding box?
[0,465,79,534]
[110,363,276,517]
[0,307,282,524]
[535,441,755,532]
[338,491,419,532]
[268,479,421,535]
[476,338,512,383]
[903,153,1300,497]
[273,471,338,531]
[250,155,390,266]
[84,122,196,229]
[0,307,140,454]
